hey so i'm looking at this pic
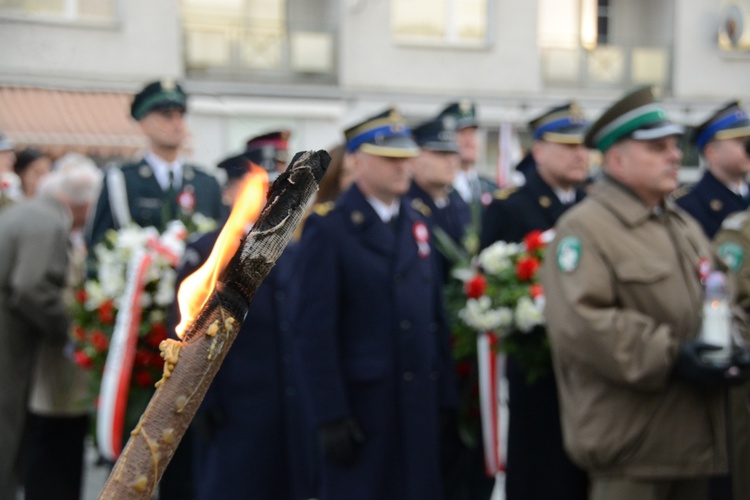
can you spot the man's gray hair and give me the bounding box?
[39,153,103,205]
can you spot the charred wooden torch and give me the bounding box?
[99,150,329,499]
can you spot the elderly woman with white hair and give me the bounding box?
[0,152,102,500]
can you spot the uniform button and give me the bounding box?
[394,275,403,284]
[403,372,414,382]
[400,320,411,330]
[430,371,440,380]
[275,291,286,300]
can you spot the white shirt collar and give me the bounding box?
[553,188,576,204]
[453,170,472,203]
[145,152,184,191]
[366,195,400,223]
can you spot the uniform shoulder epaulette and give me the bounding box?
[720,210,749,232]
[312,201,335,217]
[493,186,518,200]
[671,185,691,200]
[410,198,432,217]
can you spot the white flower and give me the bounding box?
[149,309,166,324]
[477,241,523,275]
[84,281,107,310]
[514,296,545,332]
[153,268,177,307]
[192,213,218,234]
[459,296,513,332]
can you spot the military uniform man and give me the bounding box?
[481,102,590,500]
[543,86,750,500]
[294,108,457,500]
[439,100,497,209]
[86,80,223,250]
[713,208,750,500]
[172,153,314,500]
[675,101,750,239]
[408,113,470,280]
[245,129,291,181]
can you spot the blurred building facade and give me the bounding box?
[0,0,749,180]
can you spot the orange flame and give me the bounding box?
[174,165,269,339]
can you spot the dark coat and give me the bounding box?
[407,182,471,282]
[86,158,223,250]
[481,168,585,249]
[674,169,750,239]
[294,184,456,500]
[173,230,313,500]
[480,168,589,500]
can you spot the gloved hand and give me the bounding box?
[318,418,366,466]
[674,341,731,389]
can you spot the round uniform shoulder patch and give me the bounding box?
[557,236,582,273]
[718,242,745,273]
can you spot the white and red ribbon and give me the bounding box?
[96,233,182,461]
[96,247,152,461]
[477,331,504,476]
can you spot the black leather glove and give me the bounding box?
[318,418,366,466]
[674,341,731,389]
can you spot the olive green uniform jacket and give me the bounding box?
[714,212,750,500]
[542,176,727,479]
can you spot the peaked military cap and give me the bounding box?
[217,153,251,181]
[344,108,419,158]
[0,131,14,151]
[245,130,290,172]
[438,100,478,129]
[584,86,684,152]
[529,102,589,144]
[130,79,188,121]
[412,114,460,153]
[693,101,750,150]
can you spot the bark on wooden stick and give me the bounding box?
[99,150,329,499]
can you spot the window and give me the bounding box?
[182,0,336,79]
[392,0,488,47]
[0,0,116,22]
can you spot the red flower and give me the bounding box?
[72,326,86,341]
[464,274,488,299]
[73,350,94,369]
[530,283,544,300]
[516,256,541,282]
[523,230,546,252]
[134,370,154,388]
[97,300,115,324]
[75,288,87,304]
[90,330,109,353]
[145,323,168,348]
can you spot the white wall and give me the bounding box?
[0,0,183,90]
[672,0,750,101]
[339,0,541,95]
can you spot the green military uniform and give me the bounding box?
[86,158,222,249]
[85,79,223,250]
[714,212,750,500]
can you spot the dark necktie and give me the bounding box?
[165,170,178,220]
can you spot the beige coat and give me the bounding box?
[0,195,72,498]
[713,212,750,500]
[542,177,727,479]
